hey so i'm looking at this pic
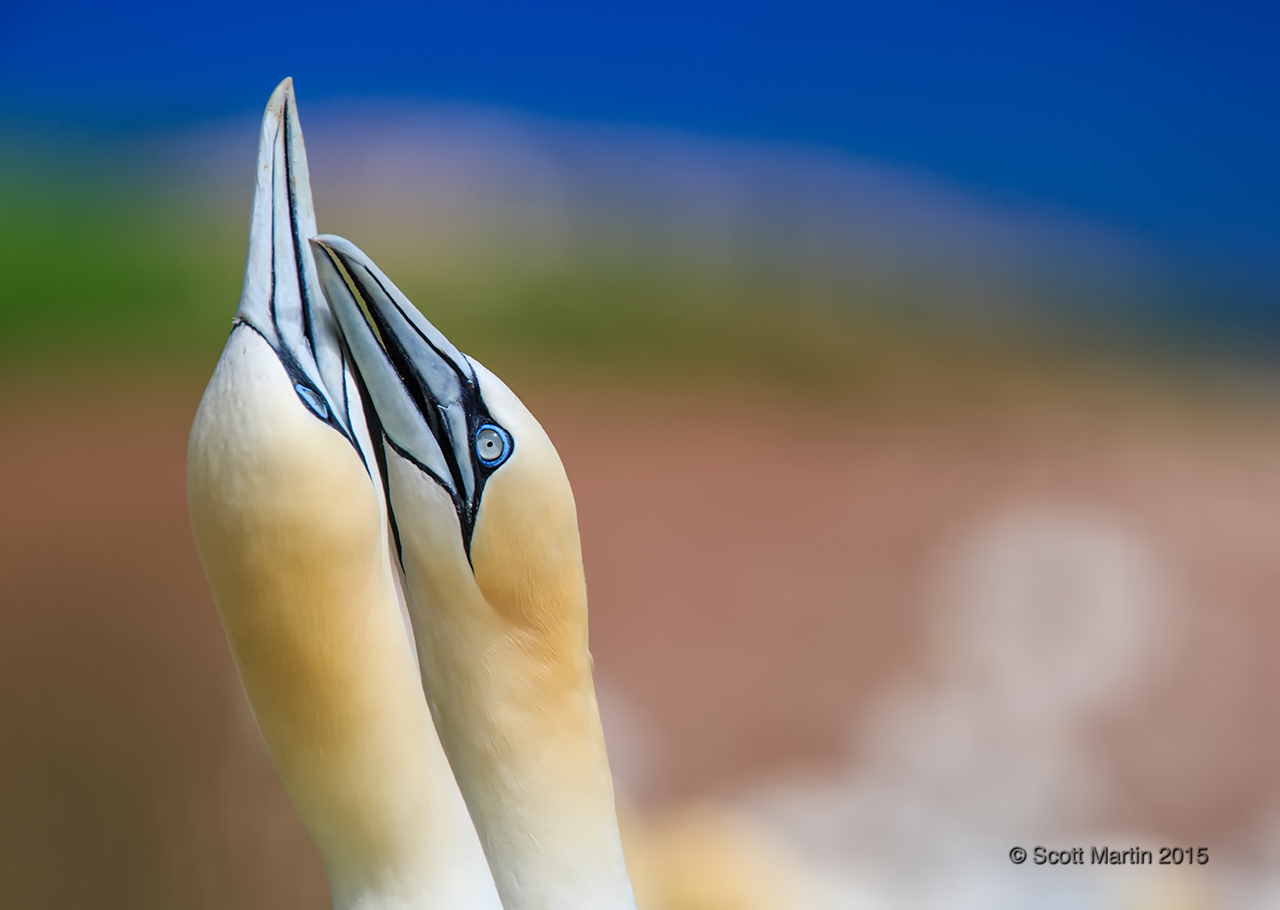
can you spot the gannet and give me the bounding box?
[186,79,500,910]
[312,236,639,910]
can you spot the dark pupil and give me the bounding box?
[478,428,504,461]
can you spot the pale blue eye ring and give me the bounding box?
[295,383,329,420]
[475,424,511,466]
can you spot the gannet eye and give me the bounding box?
[475,425,511,466]
[295,383,329,420]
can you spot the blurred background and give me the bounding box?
[2,2,1279,908]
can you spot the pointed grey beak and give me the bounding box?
[310,235,482,513]
[237,78,349,434]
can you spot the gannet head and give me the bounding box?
[186,79,499,910]
[310,233,580,606]
[313,235,636,910]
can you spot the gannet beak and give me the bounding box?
[310,234,484,518]
[237,78,349,434]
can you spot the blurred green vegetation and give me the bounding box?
[0,167,247,381]
[0,162,935,388]
[0,158,1265,418]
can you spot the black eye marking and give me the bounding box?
[295,382,329,419]
[229,320,373,482]
[475,424,511,467]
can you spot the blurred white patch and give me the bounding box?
[744,504,1214,910]
[860,506,1178,837]
[931,507,1170,716]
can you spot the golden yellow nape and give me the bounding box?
[186,79,498,910]
[376,360,636,910]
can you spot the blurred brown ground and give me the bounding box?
[2,370,1279,908]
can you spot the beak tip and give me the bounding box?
[312,234,367,271]
[313,233,350,249]
[265,77,297,119]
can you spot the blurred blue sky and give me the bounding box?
[1,1,1277,302]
